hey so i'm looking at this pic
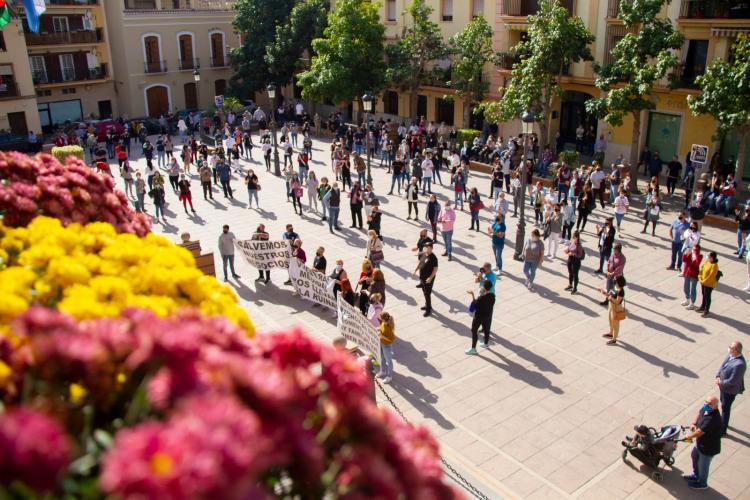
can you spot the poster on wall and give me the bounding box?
[690,144,709,164]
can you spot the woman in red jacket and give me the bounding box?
[681,244,703,310]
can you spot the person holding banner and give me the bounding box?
[252,224,271,283]
[356,260,374,315]
[288,239,306,290]
[313,247,327,274]
[378,312,396,383]
[367,293,384,328]
[413,242,439,317]
[330,260,355,308]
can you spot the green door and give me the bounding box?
[721,130,750,181]
[646,112,682,161]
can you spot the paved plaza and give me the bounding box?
[131,131,749,499]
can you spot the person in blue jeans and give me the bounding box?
[490,214,506,274]
[735,206,750,258]
[682,396,723,490]
[322,183,342,233]
[522,229,545,291]
[667,212,690,270]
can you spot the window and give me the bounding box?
[52,16,70,33]
[214,79,227,97]
[178,33,195,70]
[387,0,397,21]
[436,97,454,126]
[472,0,484,17]
[210,31,226,67]
[0,65,17,98]
[442,0,453,21]
[62,88,77,95]
[143,34,162,73]
[29,56,47,83]
[383,90,399,115]
[417,95,427,120]
[680,39,708,88]
[59,54,75,82]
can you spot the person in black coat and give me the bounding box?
[466,280,496,354]
[595,217,616,274]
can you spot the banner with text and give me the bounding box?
[289,258,338,311]
[235,239,291,270]
[336,294,381,366]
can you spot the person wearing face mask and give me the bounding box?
[177,174,196,215]
[252,224,271,284]
[330,260,355,313]
[522,229,545,291]
[681,222,702,256]
[437,201,455,261]
[682,396,723,490]
[545,205,563,259]
[714,341,746,436]
[599,242,625,304]
[600,275,626,345]
[313,247,327,274]
[489,214,506,275]
[218,225,240,282]
[697,251,719,317]
[681,244,703,310]
[322,183,342,233]
[466,280,496,355]
[413,242,438,317]
[667,211,690,271]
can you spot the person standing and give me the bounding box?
[323,182,342,233]
[199,161,213,200]
[466,280,496,355]
[682,396,723,490]
[576,185,595,232]
[475,263,497,294]
[681,244,702,310]
[489,214,506,275]
[561,197,576,242]
[217,160,233,199]
[218,225,241,282]
[522,229,545,291]
[600,243,626,304]
[313,246,327,273]
[564,231,585,294]
[545,206,563,259]
[666,154,682,196]
[412,229,433,259]
[349,181,364,229]
[177,175,196,214]
[426,194,441,241]
[378,312,396,383]
[641,189,662,236]
[697,251,719,317]
[135,171,147,213]
[595,218,616,274]
[612,188,629,235]
[366,230,385,268]
[291,176,304,216]
[244,169,260,209]
[413,242,438,317]
[307,171,320,214]
[600,275,626,345]
[406,177,420,220]
[252,224,271,284]
[286,238,306,287]
[438,201,455,261]
[735,206,750,259]
[167,158,181,192]
[330,260,355,309]
[590,164,607,209]
[715,341,746,435]
[149,178,166,224]
[421,151,434,194]
[667,211,690,271]
[468,187,482,231]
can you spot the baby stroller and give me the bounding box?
[621,424,684,481]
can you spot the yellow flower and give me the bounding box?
[0,361,11,388]
[69,383,88,404]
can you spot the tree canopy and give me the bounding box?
[688,34,750,181]
[447,16,498,128]
[586,0,683,181]
[296,0,386,115]
[385,0,447,119]
[482,0,593,146]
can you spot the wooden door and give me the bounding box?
[184,82,197,109]
[146,86,169,118]
[179,34,193,69]
[8,112,28,136]
[210,33,224,66]
[214,79,226,98]
[144,35,160,72]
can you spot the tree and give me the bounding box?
[482,0,594,147]
[447,16,498,128]
[385,0,447,119]
[265,0,329,90]
[586,0,683,189]
[296,0,386,122]
[688,34,750,183]
[230,0,296,99]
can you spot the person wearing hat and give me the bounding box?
[413,242,438,317]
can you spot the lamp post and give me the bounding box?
[513,111,535,261]
[192,69,201,139]
[267,84,281,176]
[362,93,374,185]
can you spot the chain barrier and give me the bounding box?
[375,379,492,500]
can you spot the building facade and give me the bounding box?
[22,0,116,132]
[0,20,41,136]
[103,0,240,119]
[494,0,750,179]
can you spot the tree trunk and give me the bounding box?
[736,128,748,188]
[539,103,550,150]
[629,111,642,193]
[462,100,472,129]
[409,86,418,121]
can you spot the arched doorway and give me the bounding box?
[145,85,170,118]
[559,91,597,152]
[184,82,197,109]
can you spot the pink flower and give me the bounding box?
[0,408,71,493]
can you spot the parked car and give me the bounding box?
[127,117,162,136]
[0,134,33,153]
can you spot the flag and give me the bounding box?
[0,0,10,31]
[22,0,46,33]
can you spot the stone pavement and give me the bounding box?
[123,131,749,499]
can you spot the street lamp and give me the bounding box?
[362,93,374,184]
[193,69,201,138]
[267,83,281,176]
[513,110,535,261]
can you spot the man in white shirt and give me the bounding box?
[589,164,607,209]
[295,101,304,118]
[218,224,241,282]
[421,152,434,194]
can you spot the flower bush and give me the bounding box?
[0,152,150,236]
[0,308,460,499]
[0,216,253,334]
[51,145,85,163]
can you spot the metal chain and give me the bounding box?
[375,379,492,500]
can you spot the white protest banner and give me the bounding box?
[337,294,381,366]
[289,258,338,311]
[235,239,291,270]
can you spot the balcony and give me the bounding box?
[25,28,103,46]
[499,52,520,70]
[210,52,229,68]
[144,60,167,73]
[45,0,99,5]
[502,0,574,16]
[124,0,235,12]
[32,64,107,85]
[680,0,750,18]
[0,79,19,99]
[178,58,200,70]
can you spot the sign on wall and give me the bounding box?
[690,144,709,164]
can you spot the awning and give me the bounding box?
[504,23,528,31]
[711,27,750,37]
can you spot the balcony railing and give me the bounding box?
[46,0,99,5]
[677,63,704,88]
[125,0,235,11]
[680,0,750,18]
[25,28,103,46]
[210,52,229,68]
[502,0,574,15]
[0,79,19,98]
[499,52,520,70]
[144,60,167,73]
[33,64,107,85]
[178,57,200,70]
